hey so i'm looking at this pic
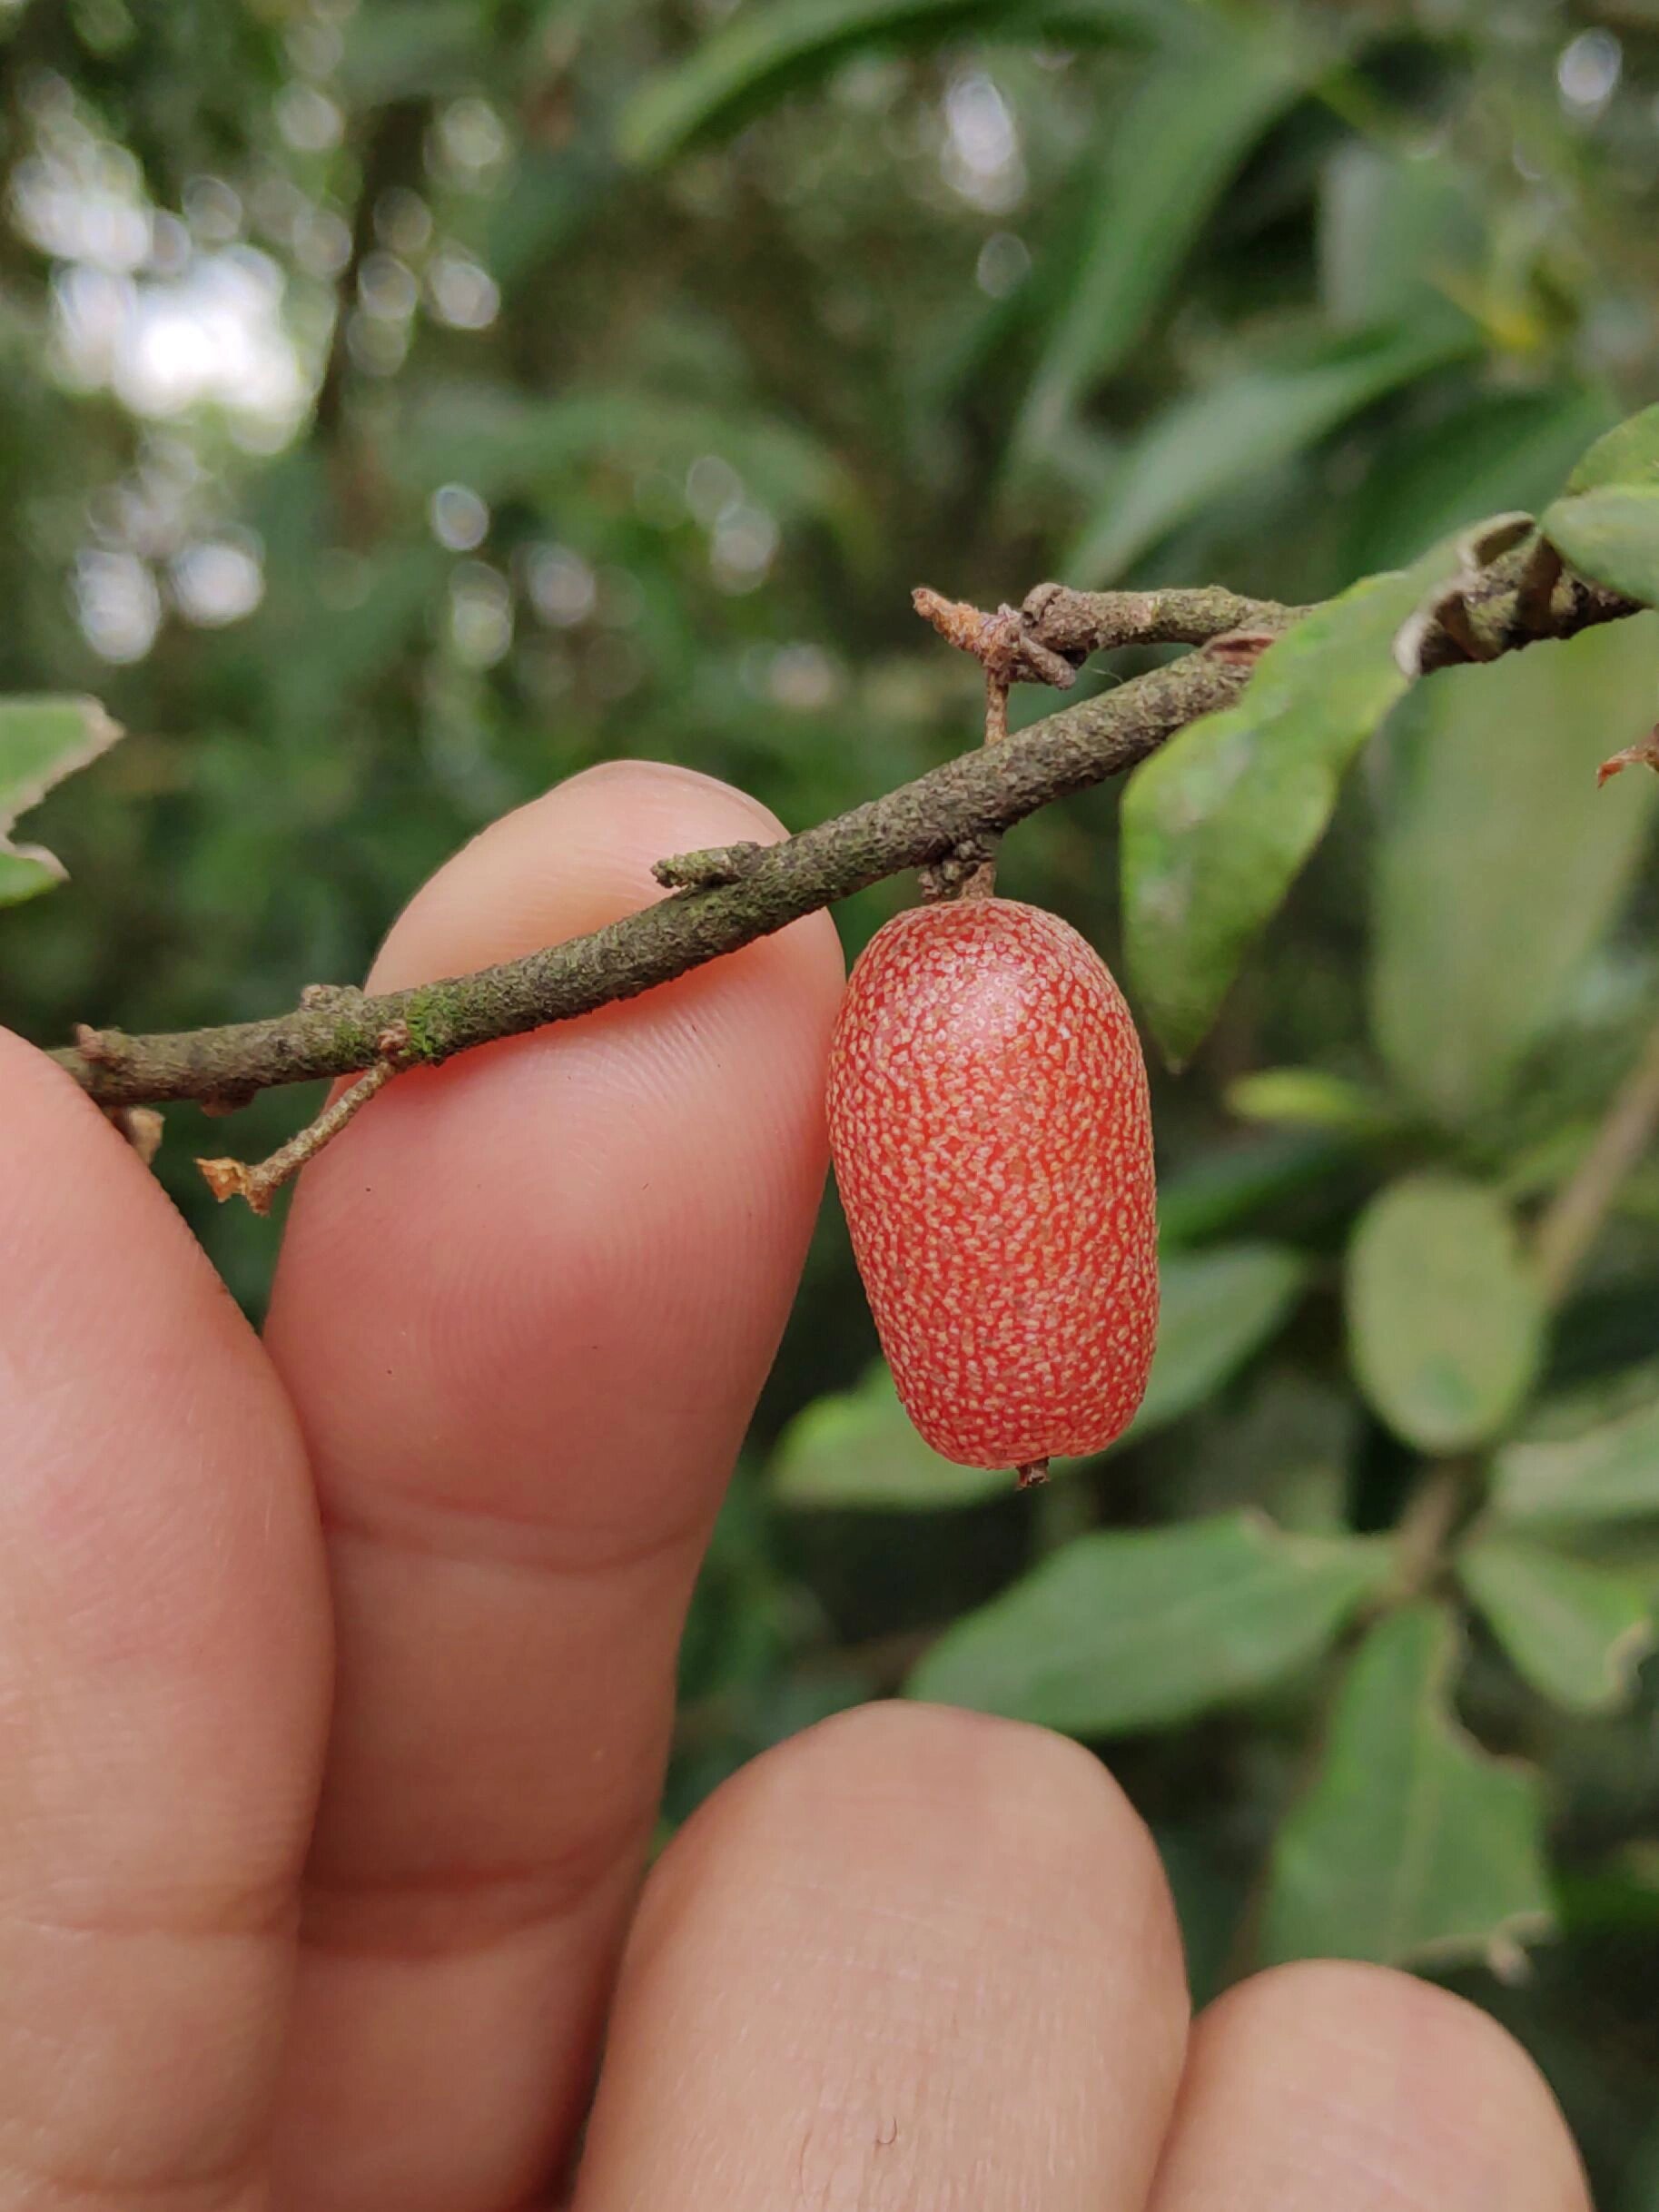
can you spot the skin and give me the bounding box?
[0,760,1593,2212]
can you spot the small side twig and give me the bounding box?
[1597,724,1659,787]
[913,587,1080,899]
[1534,1011,1659,1306]
[198,1025,409,1215]
[1388,1461,1470,1602]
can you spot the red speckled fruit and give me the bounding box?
[827,896,1158,1473]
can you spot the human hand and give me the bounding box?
[2,763,1590,2211]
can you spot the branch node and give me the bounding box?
[913,586,1078,692]
[652,840,765,891]
[72,1022,124,1066]
[300,981,365,1011]
[918,833,1000,902]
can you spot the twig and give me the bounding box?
[1597,725,1659,787]
[1534,1012,1659,1305]
[912,586,1066,898]
[197,1055,400,1215]
[1388,1461,1470,1602]
[49,627,1269,1112]
[49,555,1642,1148]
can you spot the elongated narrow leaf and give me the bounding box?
[390,387,851,524]
[618,0,1163,167]
[1226,1067,1404,1139]
[1259,1605,1554,1968]
[1157,1131,1355,1247]
[1121,535,1461,1067]
[1540,401,1659,606]
[1347,1174,1544,1453]
[1010,31,1306,467]
[1491,1388,1659,1528]
[1065,321,1474,587]
[1318,143,1485,333]
[772,1362,1006,1511]
[341,0,483,103]
[1347,386,1617,576]
[1131,1244,1309,1438]
[1369,616,1659,1125]
[906,1511,1390,1735]
[1460,1534,1654,1713]
[0,696,123,909]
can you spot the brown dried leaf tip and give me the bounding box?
[198,1156,266,1211]
[1597,726,1659,786]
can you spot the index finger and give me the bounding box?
[262,763,844,2212]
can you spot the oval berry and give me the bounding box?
[826,897,1157,1473]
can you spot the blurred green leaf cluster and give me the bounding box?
[5,0,1659,2192]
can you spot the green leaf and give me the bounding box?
[1459,1534,1654,1713]
[340,0,482,103]
[771,1362,1006,1511]
[1226,1067,1404,1139]
[1369,616,1659,1124]
[1490,1388,1659,1528]
[1318,143,1485,333]
[1541,401,1659,607]
[617,0,1163,167]
[1346,386,1618,576]
[1346,1174,1544,1453]
[1064,321,1476,586]
[1259,1604,1554,1968]
[1542,487,1659,608]
[1560,400,1659,493]
[1166,1369,1357,1536]
[0,696,123,911]
[905,1510,1389,1734]
[1010,29,1308,467]
[1157,1131,1356,1248]
[1121,536,1461,1067]
[391,387,852,527]
[1132,1243,1310,1438]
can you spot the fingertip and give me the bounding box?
[582,1703,1190,2210]
[649,1701,1182,2002]
[1164,1959,1592,2211]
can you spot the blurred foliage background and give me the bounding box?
[5,0,1659,2195]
